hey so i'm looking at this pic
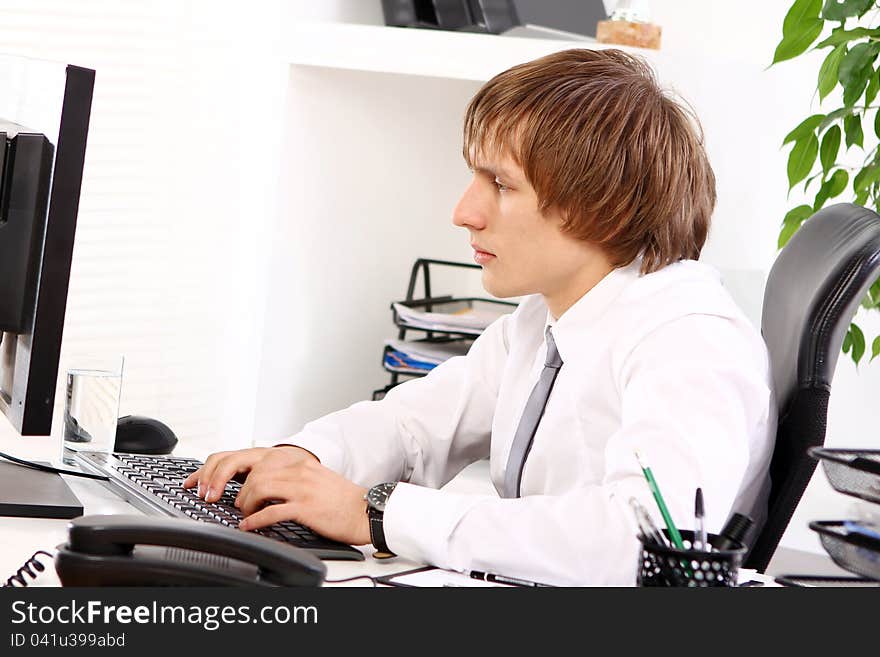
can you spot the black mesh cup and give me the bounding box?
[637,530,746,587]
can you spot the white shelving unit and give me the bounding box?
[285,21,658,82]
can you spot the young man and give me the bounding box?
[184,49,775,586]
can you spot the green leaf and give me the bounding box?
[819,106,858,132]
[875,108,880,139]
[790,0,823,25]
[814,186,830,211]
[774,22,824,65]
[850,322,866,364]
[855,186,870,204]
[778,204,814,248]
[844,112,864,147]
[839,42,879,106]
[787,134,820,189]
[778,222,800,248]
[815,169,850,209]
[819,46,846,100]
[866,68,880,107]
[822,0,874,21]
[817,26,880,48]
[820,125,841,173]
[854,164,880,191]
[774,0,825,64]
[843,328,852,353]
[783,204,816,225]
[804,170,824,192]
[871,335,880,361]
[870,279,880,306]
[783,114,826,145]
[827,168,849,195]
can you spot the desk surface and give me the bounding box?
[0,432,847,587]
[0,432,474,587]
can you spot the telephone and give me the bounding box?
[54,515,327,587]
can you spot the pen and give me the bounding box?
[634,450,685,550]
[468,570,553,587]
[842,520,880,540]
[694,487,707,552]
[629,497,668,547]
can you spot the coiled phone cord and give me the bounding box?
[3,550,54,587]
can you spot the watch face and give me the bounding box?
[367,482,397,513]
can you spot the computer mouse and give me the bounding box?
[114,415,178,455]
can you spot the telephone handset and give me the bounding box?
[55,515,327,587]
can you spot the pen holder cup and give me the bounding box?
[637,530,746,587]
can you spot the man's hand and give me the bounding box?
[182,446,314,502]
[181,446,371,547]
[234,450,371,546]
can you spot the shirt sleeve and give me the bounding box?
[383,314,773,586]
[284,312,512,490]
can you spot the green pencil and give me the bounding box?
[634,450,685,550]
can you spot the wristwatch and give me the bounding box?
[364,482,397,559]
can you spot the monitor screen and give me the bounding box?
[0,56,94,436]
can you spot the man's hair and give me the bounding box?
[463,49,715,274]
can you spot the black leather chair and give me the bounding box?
[745,203,880,571]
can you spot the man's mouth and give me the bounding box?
[471,244,496,264]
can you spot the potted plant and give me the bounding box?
[773,0,880,364]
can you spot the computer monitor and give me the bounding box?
[0,55,94,436]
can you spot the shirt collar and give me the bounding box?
[545,259,642,364]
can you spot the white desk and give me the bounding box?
[0,433,845,587]
[0,433,497,587]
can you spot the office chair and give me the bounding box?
[744,203,880,572]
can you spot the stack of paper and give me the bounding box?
[385,339,472,364]
[383,339,472,374]
[392,300,511,335]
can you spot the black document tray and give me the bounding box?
[809,520,880,581]
[809,447,880,503]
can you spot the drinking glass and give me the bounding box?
[60,355,124,465]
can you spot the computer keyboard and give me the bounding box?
[75,451,364,561]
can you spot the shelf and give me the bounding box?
[286,22,658,82]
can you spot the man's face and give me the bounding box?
[452,152,600,304]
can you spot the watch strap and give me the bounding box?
[367,506,395,558]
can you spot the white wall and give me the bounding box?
[252,67,483,439]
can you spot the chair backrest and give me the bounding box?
[745,203,880,571]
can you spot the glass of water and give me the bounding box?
[61,355,124,465]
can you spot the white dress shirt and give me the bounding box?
[289,259,776,586]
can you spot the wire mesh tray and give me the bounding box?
[809,447,880,504]
[809,520,880,581]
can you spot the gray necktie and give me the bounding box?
[502,327,563,498]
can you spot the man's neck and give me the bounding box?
[544,258,615,320]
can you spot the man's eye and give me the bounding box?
[493,178,509,192]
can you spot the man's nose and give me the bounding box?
[452,178,488,230]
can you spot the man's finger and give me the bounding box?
[202,456,256,503]
[239,503,298,531]
[182,468,201,489]
[236,474,290,515]
[192,452,228,497]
